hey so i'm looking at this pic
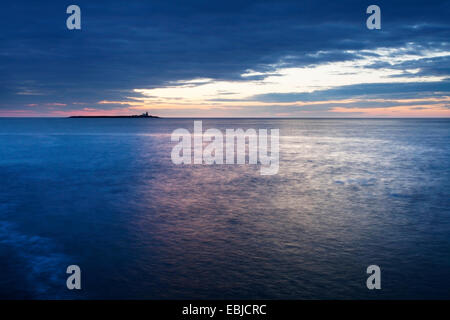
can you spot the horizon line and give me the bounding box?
[1,116,450,119]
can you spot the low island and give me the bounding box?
[69,112,160,118]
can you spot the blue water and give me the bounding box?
[0,118,449,299]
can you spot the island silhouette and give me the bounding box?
[69,112,160,118]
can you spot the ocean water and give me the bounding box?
[0,118,449,299]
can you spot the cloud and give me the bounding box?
[0,0,449,116]
[101,46,449,111]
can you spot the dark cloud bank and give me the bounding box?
[0,0,449,114]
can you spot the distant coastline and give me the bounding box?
[69,112,160,119]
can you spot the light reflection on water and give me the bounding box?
[0,118,449,299]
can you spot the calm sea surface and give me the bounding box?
[0,118,449,299]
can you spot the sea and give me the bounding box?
[0,118,449,299]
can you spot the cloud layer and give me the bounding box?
[1,0,449,117]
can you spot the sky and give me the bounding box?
[0,0,449,117]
